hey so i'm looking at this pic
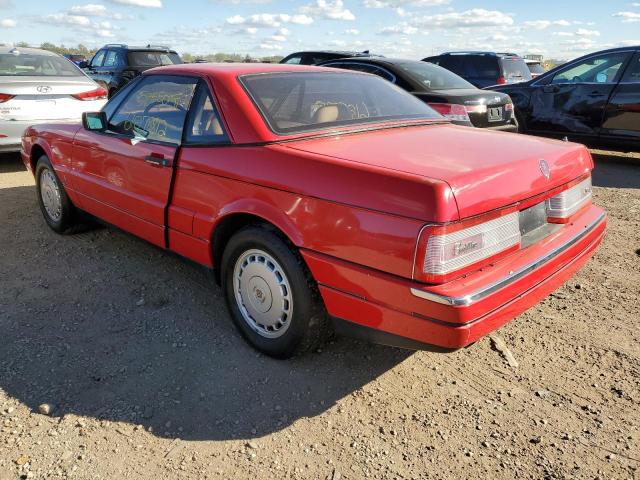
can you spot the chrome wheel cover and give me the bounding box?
[40,169,62,221]
[233,249,293,339]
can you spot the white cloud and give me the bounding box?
[575,28,600,36]
[70,4,108,16]
[328,39,347,46]
[363,0,449,7]
[345,28,359,34]
[44,13,92,26]
[0,18,15,27]
[553,31,574,37]
[300,0,355,21]
[226,13,313,27]
[245,27,257,34]
[614,11,640,22]
[378,22,417,35]
[108,0,162,7]
[96,28,115,37]
[409,8,514,29]
[522,19,576,30]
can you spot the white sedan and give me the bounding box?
[0,46,107,153]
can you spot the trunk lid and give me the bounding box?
[284,123,592,220]
[0,77,101,121]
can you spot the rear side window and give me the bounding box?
[324,62,395,82]
[527,62,545,75]
[621,53,640,83]
[500,58,532,81]
[103,50,125,68]
[552,52,629,84]
[185,82,229,144]
[240,71,441,134]
[283,55,302,65]
[127,51,182,67]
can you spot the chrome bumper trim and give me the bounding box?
[410,212,606,307]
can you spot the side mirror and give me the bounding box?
[82,112,107,132]
[78,61,88,69]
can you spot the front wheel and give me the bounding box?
[221,226,330,358]
[35,155,77,233]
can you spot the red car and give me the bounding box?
[21,63,606,358]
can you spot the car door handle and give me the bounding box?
[588,91,606,97]
[144,154,170,167]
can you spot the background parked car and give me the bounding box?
[0,46,107,153]
[319,57,517,131]
[63,54,87,67]
[423,51,532,88]
[83,43,182,97]
[525,59,545,78]
[490,46,640,151]
[280,50,380,65]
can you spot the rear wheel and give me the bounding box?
[221,226,330,358]
[35,155,77,233]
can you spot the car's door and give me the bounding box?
[86,49,106,86]
[72,74,198,246]
[101,50,122,92]
[526,51,633,141]
[601,51,640,145]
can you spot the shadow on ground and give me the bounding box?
[0,170,411,442]
[591,151,640,189]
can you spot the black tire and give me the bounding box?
[221,225,330,359]
[35,155,77,233]
[514,109,526,134]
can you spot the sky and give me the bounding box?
[0,0,639,60]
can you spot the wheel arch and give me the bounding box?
[29,140,54,173]
[209,203,305,284]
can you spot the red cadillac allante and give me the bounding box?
[21,63,606,358]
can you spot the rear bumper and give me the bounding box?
[302,206,606,349]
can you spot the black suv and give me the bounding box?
[423,52,532,88]
[280,50,380,66]
[83,44,183,97]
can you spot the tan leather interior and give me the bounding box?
[205,115,223,135]
[312,105,339,123]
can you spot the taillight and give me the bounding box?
[414,210,521,284]
[496,76,506,85]
[72,87,108,101]
[546,177,592,223]
[464,104,487,114]
[505,103,514,112]
[428,103,470,122]
[0,93,14,103]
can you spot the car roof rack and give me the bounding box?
[104,43,128,48]
[145,44,170,50]
[496,52,521,57]
[439,51,498,56]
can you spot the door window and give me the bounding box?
[551,53,629,84]
[103,50,124,68]
[91,50,106,68]
[108,76,197,144]
[621,54,640,83]
[185,82,229,144]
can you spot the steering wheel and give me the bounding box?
[572,75,583,83]
[143,101,187,116]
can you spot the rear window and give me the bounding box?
[527,62,545,74]
[397,61,475,90]
[240,72,441,135]
[438,55,501,79]
[127,51,182,67]
[500,58,532,80]
[0,53,83,77]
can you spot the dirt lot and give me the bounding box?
[0,150,639,480]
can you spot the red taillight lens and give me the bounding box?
[0,93,15,103]
[428,103,470,122]
[496,76,506,85]
[504,102,514,111]
[72,87,108,101]
[414,209,521,284]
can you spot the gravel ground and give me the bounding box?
[0,149,638,480]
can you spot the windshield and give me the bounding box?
[397,61,475,90]
[501,58,532,80]
[127,51,182,67]
[0,53,83,77]
[240,72,442,134]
